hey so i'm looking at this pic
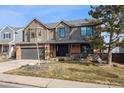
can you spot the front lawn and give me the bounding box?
[5,62,124,86]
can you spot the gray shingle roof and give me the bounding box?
[16,40,86,45]
[9,26,24,31]
[0,19,96,32]
[45,19,95,28]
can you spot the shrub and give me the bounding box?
[58,58,65,61]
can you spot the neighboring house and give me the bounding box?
[103,33,124,53]
[16,19,95,60]
[112,34,124,53]
[0,26,23,58]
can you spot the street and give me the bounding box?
[0,82,38,88]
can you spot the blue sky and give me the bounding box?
[0,5,91,28]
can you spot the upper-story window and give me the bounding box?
[81,26,93,36]
[38,30,42,36]
[3,32,11,39]
[58,27,65,38]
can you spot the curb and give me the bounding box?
[0,80,44,88]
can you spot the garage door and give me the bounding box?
[21,48,45,60]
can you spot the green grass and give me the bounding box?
[5,62,124,86]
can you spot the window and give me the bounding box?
[38,30,42,36]
[3,34,5,39]
[3,32,11,39]
[86,27,93,36]
[81,27,93,36]
[31,32,35,38]
[81,27,87,36]
[59,28,65,38]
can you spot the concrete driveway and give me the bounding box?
[0,60,38,73]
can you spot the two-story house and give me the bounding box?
[16,19,95,60]
[0,25,23,58]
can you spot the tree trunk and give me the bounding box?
[107,31,113,65]
[107,47,112,65]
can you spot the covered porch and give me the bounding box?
[49,42,92,59]
[0,44,15,58]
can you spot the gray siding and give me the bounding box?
[50,22,93,42]
[69,27,84,40]
[15,30,23,42]
[0,26,14,41]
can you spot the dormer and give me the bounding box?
[55,21,70,41]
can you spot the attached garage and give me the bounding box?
[21,48,45,60]
[16,43,51,60]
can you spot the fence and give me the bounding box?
[100,53,124,64]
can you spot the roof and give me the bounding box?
[0,19,98,33]
[16,40,88,45]
[0,19,97,32]
[8,26,24,31]
[0,25,24,33]
[47,40,86,44]
[45,19,97,28]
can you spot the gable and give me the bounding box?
[55,21,70,28]
[0,26,14,40]
[1,26,14,33]
[24,19,48,31]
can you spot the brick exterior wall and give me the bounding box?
[16,45,21,60]
[45,44,50,60]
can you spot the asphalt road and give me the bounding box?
[0,82,38,88]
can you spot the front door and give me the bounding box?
[56,44,69,56]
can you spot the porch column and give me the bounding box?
[53,44,56,57]
[45,44,50,60]
[1,44,3,53]
[16,45,21,60]
[69,44,71,57]
[8,44,14,58]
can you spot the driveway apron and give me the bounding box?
[0,60,38,73]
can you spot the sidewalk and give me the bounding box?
[0,74,121,88]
